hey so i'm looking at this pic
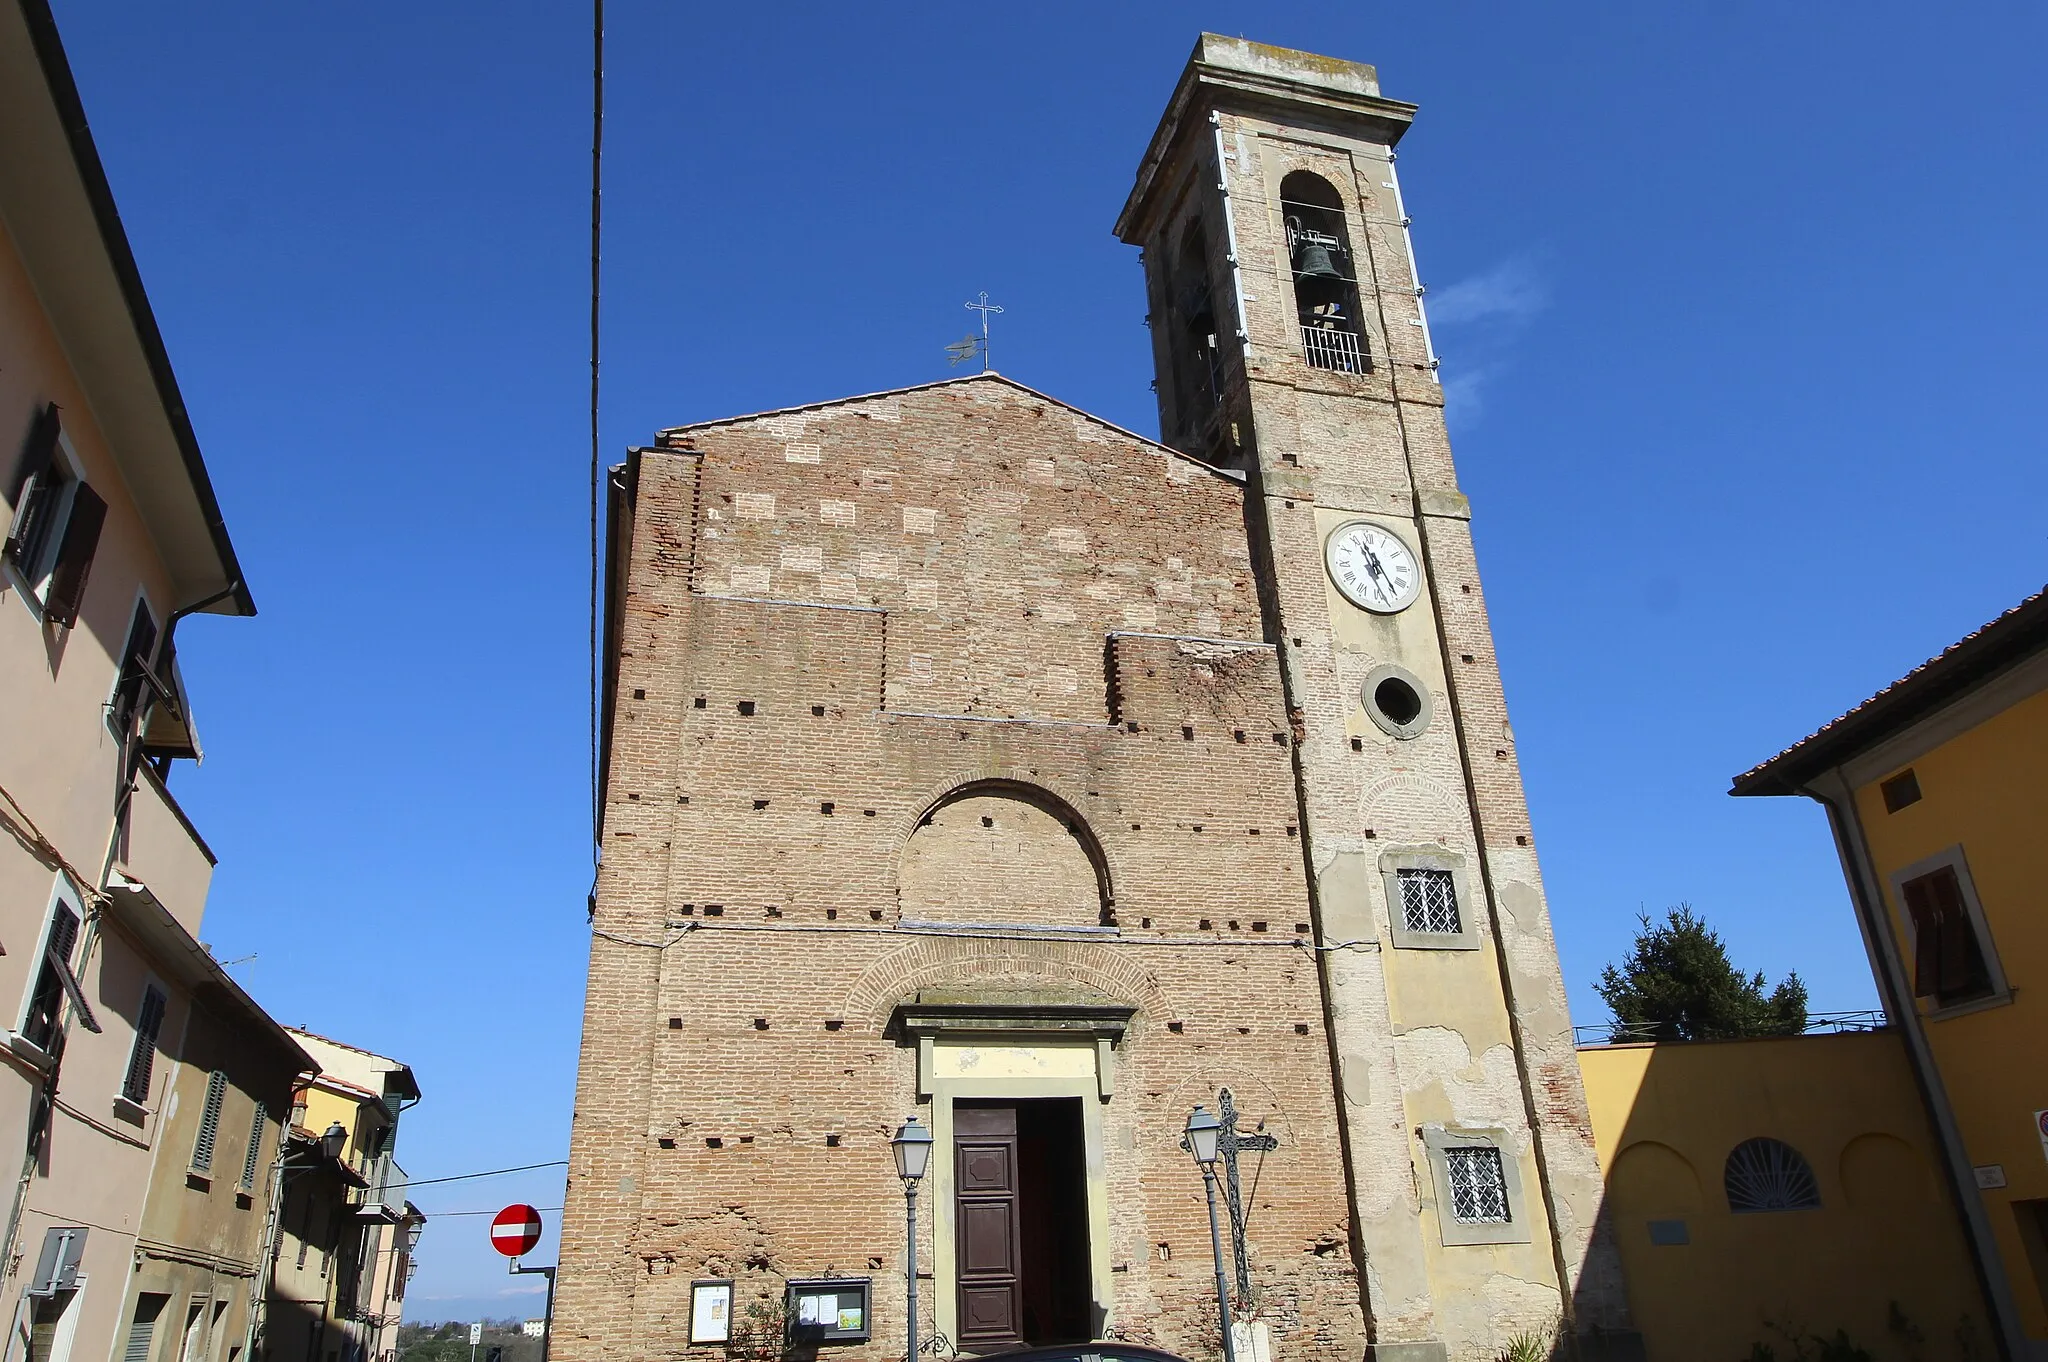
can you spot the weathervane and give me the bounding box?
[947,292,1004,372]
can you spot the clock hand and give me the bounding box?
[1360,546,1395,594]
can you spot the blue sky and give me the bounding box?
[50,0,2048,1325]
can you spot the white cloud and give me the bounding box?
[1424,257,1549,428]
[1425,258,1549,329]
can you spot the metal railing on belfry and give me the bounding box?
[1301,325,1368,374]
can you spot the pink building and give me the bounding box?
[1,5,311,1362]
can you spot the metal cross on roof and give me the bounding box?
[961,291,1003,372]
[1180,1086,1281,1297]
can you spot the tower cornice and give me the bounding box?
[1114,34,1418,244]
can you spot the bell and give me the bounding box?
[1291,239,1343,285]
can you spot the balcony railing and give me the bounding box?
[1301,325,1368,374]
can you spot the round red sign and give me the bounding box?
[489,1204,543,1258]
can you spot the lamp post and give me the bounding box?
[891,1117,934,1362]
[1185,1107,1238,1362]
[319,1121,348,1163]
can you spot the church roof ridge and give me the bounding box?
[655,371,1245,485]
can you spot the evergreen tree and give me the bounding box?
[1596,905,1807,1040]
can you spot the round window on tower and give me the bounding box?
[1362,664,1432,740]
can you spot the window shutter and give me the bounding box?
[1901,867,1989,1002]
[123,986,167,1103]
[241,1105,268,1190]
[112,602,161,734]
[124,1295,168,1362]
[192,1071,228,1171]
[41,483,107,628]
[48,905,79,968]
[4,406,61,562]
[1900,874,1943,997]
[43,901,100,1036]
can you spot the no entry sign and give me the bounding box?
[490,1204,543,1258]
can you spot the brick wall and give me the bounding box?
[558,377,1367,1362]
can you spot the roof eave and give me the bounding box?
[6,0,252,616]
[1730,588,2048,797]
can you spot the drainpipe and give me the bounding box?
[1209,112,1253,361]
[1802,772,2025,1360]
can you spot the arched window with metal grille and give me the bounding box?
[1723,1137,1822,1212]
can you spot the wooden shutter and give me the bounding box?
[112,602,161,734]
[42,483,106,628]
[1900,867,1989,1001]
[23,904,85,1050]
[241,1105,267,1189]
[193,1070,228,1171]
[4,405,61,563]
[123,986,167,1103]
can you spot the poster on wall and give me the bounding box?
[690,1280,734,1344]
[785,1278,872,1344]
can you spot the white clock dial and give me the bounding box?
[1324,521,1423,614]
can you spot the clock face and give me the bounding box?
[1325,521,1422,613]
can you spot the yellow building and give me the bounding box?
[259,1032,422,1362]
[1579,1031,1985,1360]
[1733,586,2048,1357]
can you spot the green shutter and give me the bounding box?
[122,987,167,1103]
[192,1071,228,1172]
[241,1105,267,1189]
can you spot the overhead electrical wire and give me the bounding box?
[589,0,604,868]
[389,1159,569,1191]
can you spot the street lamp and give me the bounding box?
[319,1122,348,1163]
[1184,1107,1238,1362]
[891,1117,933,1362]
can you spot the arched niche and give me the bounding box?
[1609,1140,1703,1216]
[897,781,1113,929]
[1840,1132,1935,1210]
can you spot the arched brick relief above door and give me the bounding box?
[897,780,1115,928]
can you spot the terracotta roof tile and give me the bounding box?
[1730,586,2048,795]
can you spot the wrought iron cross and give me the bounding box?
[1180,1087,1281,1297]
[964,292,1003,372]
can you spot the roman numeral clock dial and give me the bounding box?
[1324,521,1422,614]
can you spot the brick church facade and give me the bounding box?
[558,36,1636,1362]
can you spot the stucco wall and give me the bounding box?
[1580,1032,1984,1360]
[1850,676,2048,1339]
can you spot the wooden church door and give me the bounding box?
[954,1106,1024,1348]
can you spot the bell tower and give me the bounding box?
[1116,38,1636,1362]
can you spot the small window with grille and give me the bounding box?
[1422,1128,1530,1246]
[1444,1146,1511,1224]
[1383,852,1481,950]
[1399,868,1460,936]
